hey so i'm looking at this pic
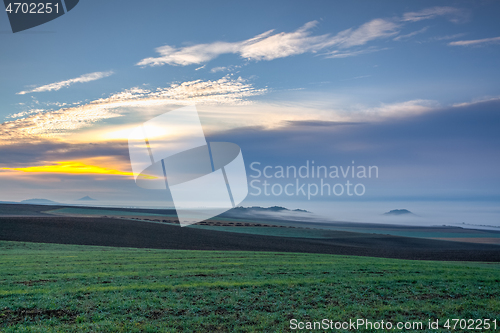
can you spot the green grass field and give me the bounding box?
[0,241,499,332]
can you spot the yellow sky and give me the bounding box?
[0,161,150,178]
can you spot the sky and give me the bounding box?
[0,0,499,227]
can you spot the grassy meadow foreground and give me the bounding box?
[0,241,499,332]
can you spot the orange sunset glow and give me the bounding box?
[1,161,145,178]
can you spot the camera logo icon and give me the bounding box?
[128,105,248,226]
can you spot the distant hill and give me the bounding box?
[384,209,413,216]
[231,206,310,213]
[20,199,59,205]
[78,196,97,201]
[221,206,311,221]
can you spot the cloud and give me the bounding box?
[207,99,500,202]
[103,76,264,104]
[430,33,466,41]
[1,76,266,143]
[332,19,399,48]
[137,42,245,67]
[349,75,371,80]
[137,19,399,67]
[286,120,364,127]
[6,109,45,119]
[0,141,129,166]
[236,21,329,60]
[402,6,466,23]
[210,65,242,73]
[452,96,500,107]
[1,103,121,142]
[365,99,438,118]
[323,47,386,59]
[17,71,114,95]
[209,100,500,168]
[393,27,429,41]
[210,66,228,73]
[137,7,469,67]
[448,36,500,46]
[192,99,441,137]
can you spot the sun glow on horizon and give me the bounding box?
[1,161,156,179]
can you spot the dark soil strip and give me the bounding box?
[0,308,77,326]
[0,217,499,261]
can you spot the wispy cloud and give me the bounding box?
[430,33,466,41]
[198,99,440,134]
[6,109,45,119]
[343,75,372,81]
[448,36,500,46]
[210,65,242,73]
[323,47,387,59]
[452,96,500,107]
[393,27,429,41]
[1,76,266,143]
[401,6,467,23]
[17,71,114,95]
[210,66,228,73]
[137,19,399,67]
[332,19,399,48]
[0,140,129,167]
[364,99,438,118]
